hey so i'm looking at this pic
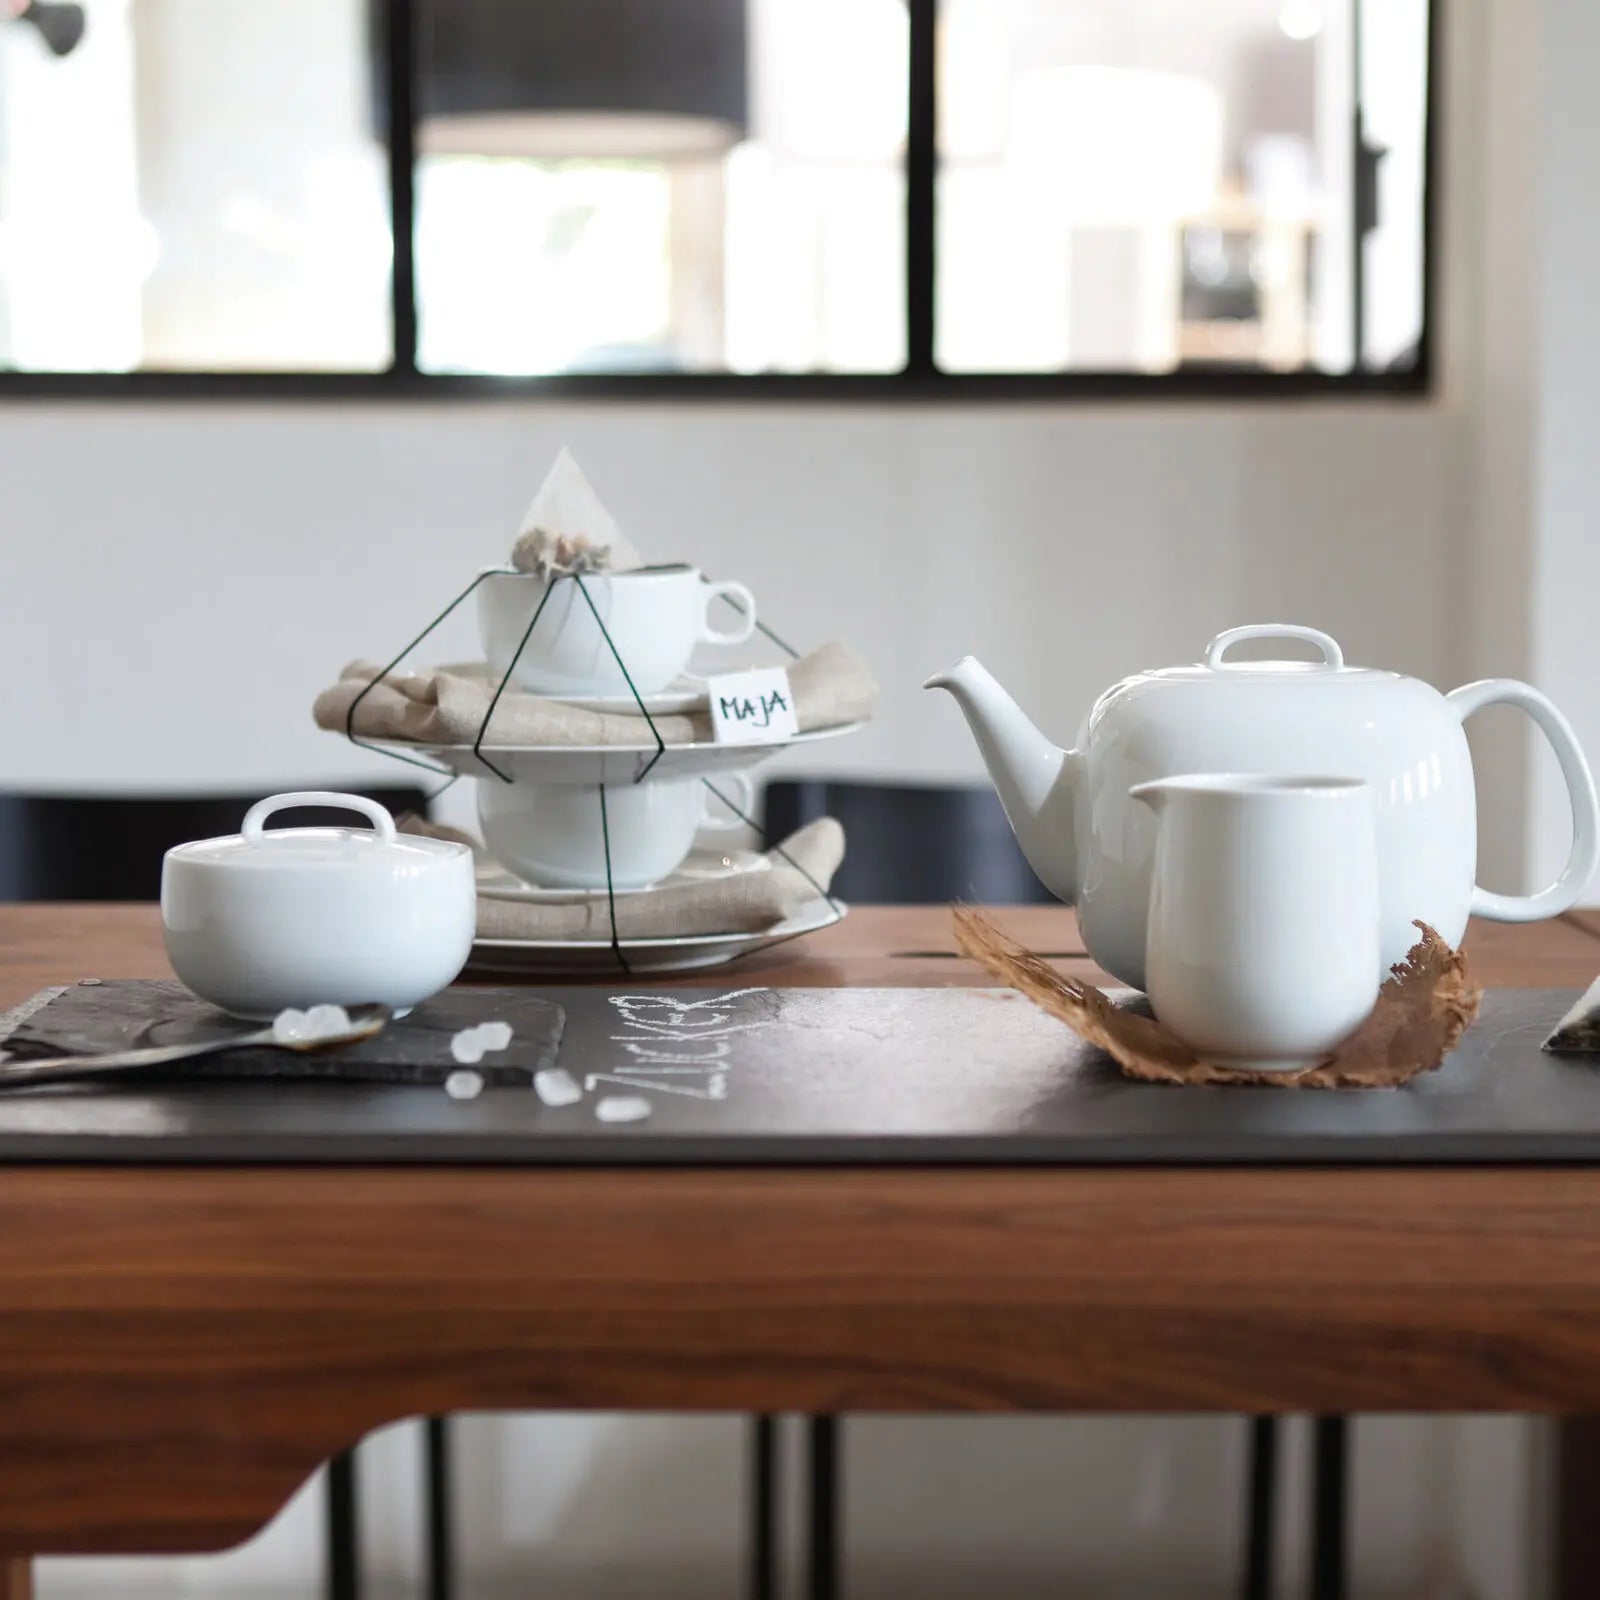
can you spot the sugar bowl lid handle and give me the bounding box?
[1205,624,1344,671]
[241,791,397,846]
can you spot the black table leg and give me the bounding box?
[749,1415,780,1600]
[1309,1416,1348,1600]
[1556,1418,1600,1598]
[1243,1416,1278,1600]
[425,1416,454,1600]
[807,1415,840,1600]
[325,1449,360,1600]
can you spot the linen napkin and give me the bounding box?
[314,641,876,748]
[403,816,845,940]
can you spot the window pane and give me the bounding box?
[0,0,390,372]
[414,0,906,376]
[936,0,1430,375]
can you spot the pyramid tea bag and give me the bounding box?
[509,448,645,577]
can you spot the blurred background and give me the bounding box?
[0,0,1427,377]
[0,0,1591,1595]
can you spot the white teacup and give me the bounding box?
[478,773,755,891]
[1129,774,1381,1071]
[478,565,758,698]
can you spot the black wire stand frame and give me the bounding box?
[342,568,845,973]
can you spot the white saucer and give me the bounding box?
[478,848,769,904]
[545,675,707,716]
[465,898,846,975]
[372,720,863,785]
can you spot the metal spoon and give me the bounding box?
[0,1004,392,1091]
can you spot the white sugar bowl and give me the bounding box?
[161,791,475,1019]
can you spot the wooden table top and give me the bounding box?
[7,900,1600,1005]
[4,902,1600,1559]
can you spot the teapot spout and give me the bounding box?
[923,657,1081,903]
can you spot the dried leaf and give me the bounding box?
[952,906,1482,1089]
[510,528,615,577]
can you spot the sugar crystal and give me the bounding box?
[595,1095,651,1124]
[445,1069,484,1100]
[450,1029,487,1065]
[534,1068,582,1108]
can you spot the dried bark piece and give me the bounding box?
[952,906,1482,1089]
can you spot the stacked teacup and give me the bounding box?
[472,561,769,898]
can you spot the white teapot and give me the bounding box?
[927,624,1600,990]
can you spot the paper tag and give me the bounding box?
[707,667,800,744]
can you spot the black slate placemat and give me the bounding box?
[0,984,1593,1166]
[0,980,564,1086]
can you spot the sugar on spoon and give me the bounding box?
[0,1003,391,1091]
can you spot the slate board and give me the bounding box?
[0,981,564,1086]
[0,984,1595,1166]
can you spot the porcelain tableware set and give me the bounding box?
[418,562,853,972]
[467,565,802,913]
[930,622,1600,1070]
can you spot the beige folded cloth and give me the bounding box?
[400,816,844,941]
[314,642,876,748]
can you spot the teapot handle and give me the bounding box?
[1448,680,1600,921]
[1205,624,1344,671]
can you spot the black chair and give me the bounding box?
[0,784,436,1600]
[762,779,1315,1600]
[0,789,430,901]
[763,778,1055,907]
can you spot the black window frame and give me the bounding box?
[0,0,1438,401]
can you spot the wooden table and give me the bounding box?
[4,903,1600,1600]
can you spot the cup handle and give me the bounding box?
[699,773,754,831]
[699,580,758,646]
[1447,678,1600,920]
[241,791,397,846]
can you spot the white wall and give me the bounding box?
[0,398,1454,792]
[1526,0,1600,897]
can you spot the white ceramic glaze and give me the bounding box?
[927,623,1600,989]
[372,720,863,785]
[477,773,754,890]
[467,898,846,975]
[161,791,475,1018]
[478,847,769,904]
[544,675,708,715]
[1131,775,1381,1070]
[478,566,757,696]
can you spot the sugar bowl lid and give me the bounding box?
[167,791,464,870]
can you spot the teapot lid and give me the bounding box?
[1169,624,1392,682]
[1087,626,1399,736]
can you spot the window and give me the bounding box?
[937,0,1431,376]
[0,0,390,372]
[412,0,906,375]
[0,0,1433,394]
